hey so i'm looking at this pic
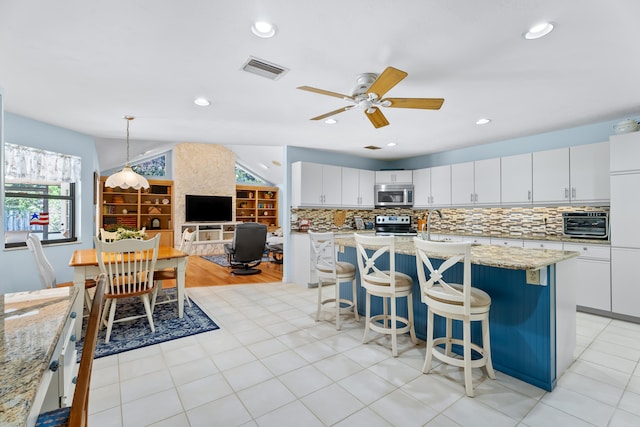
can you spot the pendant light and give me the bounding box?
[105,116,150,190]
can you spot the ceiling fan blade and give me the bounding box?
[366,66,408,99]
[382,98,445,110]
[365,107,390,128]
[310,107,350,121]
[297,86,354,101]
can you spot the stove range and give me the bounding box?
[374,215,416,236]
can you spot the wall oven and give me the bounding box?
[374,184,414,207]
[562,212,609,239]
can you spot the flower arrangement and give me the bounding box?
[106,225,146,240]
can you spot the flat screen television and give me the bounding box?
[185,194,233,222]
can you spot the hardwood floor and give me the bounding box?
[162,255,283,288]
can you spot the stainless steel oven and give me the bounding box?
[562,212,609,239]
[374,184,414,207]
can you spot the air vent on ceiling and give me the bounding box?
[241,56,289,80]
[364,145,382,150]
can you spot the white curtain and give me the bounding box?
[4,142,81,183]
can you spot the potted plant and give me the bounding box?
[106,225,147,240]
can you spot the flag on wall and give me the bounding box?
[30,212,49,226]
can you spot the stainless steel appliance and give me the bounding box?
[375,215,416,236]
[562,212,609,239]
[374,184,414,207]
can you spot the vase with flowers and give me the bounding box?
[106,225,147,240]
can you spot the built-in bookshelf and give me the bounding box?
[235,185,278,230]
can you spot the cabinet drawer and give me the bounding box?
[462,236,491,245]
[491,238,523,247]
[523,240,564,251]
[563,243,611,260]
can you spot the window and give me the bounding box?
[235,164,266,184]
[4,143,80,248]
[131,154,166,177]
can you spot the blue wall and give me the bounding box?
[1,112,100,293]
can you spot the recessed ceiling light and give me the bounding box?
[524,22,554,40]
[324,118,337,124]
[251,21,277,38]
[476,118,491,125]
[194,97,211,107]
[387,142,397,147]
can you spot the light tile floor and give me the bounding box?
[88,282,640,426]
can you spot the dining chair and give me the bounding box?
[414,238,495,397]
[354,233,417,357]
[99,227,118,242]
[152,228,196,310]
[35,273,106,427]
[94,234,160,343]
[309,231,359,330]
[26,233,97,311]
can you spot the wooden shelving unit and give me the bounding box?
[235,185,278,230]
[99,177,174,246]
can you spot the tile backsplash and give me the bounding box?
[291,205,609,239]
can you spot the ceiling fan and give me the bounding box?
[297,66,444,129]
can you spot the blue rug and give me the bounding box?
[77,289,219,360]
[202,254,271,267]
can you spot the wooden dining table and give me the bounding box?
[68,246,188,338]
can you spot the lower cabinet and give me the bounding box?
[146,230,174,247]
[563,243,611,314]
[290,233,315,287]
[611,247,640,319]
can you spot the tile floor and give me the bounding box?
[88,282,640,426]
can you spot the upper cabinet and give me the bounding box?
[570,141,610,203]
[341,167,375,208]
[533,148,570,204]
[611,132,640,173]
[501,153,532,205]
[375,170,413,184]
[291,161,342,208]
[413,165,451,208]
[451,158,500,206]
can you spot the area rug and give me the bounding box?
[76,289,219,360]
[201,254,271,267]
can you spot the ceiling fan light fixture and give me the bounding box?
[387,142,397,147]
[251,21,277,38]
[324,118,337,124]
[524,22,554,40]
[105,116,150,190]
[476,118,491,125]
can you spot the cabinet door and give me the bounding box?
[570,141,610,202]
[375,170,412,184]
[474,158,501,205]
[429,165,451,206]
[610,173,640,247]
[610,132,640,173]
[451,162,475,205]
[294,162,324,206]
[501,153,532,205]
[322,165,342,206]
[341,167,360,207]
[533,148,569,204]
[612,247,640,317]
[412,168,431,207]
[358,169,375,207]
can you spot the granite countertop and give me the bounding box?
[335,235,580,270]
[0,287,78,427]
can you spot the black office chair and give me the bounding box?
[224,223,268,275]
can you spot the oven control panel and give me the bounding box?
[375,215,411,225]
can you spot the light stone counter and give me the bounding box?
[336,235,580,270]
[0,287,78,427]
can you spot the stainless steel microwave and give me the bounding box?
[374,184,414,207]
[562,212,609,239]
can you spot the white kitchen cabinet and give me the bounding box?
[341,167,374,208]
[291,161,342,207]
[375,170,413,184]
[501,153,532,205]
[451,161,475,205]
[610,132,640,173]
[289,232,315,287]
[491,237,523,247]
[430,165,452,207]
[412,168,431,207]
[569,141,610,203]
[523,240,564,250]
[533,148,570,204]
[610,173,640,248]
[564,243,611,313]
[462,236,491,245]
[450,159,500,206]
[611,247,640,318]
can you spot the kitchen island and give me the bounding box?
[336,235,580,391]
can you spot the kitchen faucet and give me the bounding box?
[425,209,443,241]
